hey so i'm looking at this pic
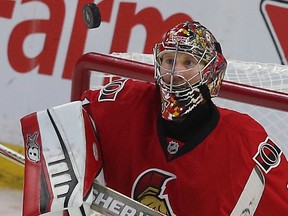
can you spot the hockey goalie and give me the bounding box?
[20,20,288,216]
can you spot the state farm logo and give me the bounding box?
[261,0,288,64]
[0,1,193,80]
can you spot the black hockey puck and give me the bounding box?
[82,3,101,29]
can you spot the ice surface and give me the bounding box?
[0,189,22,216]
[0,189,104,216]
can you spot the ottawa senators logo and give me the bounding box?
[98,78,127,101]
[132,168,176,216]
[253,137,282,173]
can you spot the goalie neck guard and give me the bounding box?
[154,21,227,121]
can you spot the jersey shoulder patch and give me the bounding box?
[98,78,128,102]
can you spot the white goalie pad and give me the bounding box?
[20,101,102,216]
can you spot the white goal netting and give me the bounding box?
[78,52,288,156]
[108,53,288,93]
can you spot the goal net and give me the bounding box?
[71,52,288,156]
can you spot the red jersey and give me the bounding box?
[81,79,288,215]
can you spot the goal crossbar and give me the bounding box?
[71,52,288,112]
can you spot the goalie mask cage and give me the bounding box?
[71,52,288,156]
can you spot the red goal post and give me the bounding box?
[71,52,288,155]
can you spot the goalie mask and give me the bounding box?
[154,21,227,121]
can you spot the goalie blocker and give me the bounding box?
[20,101,102,215]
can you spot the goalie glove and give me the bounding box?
[20,101,102,216]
